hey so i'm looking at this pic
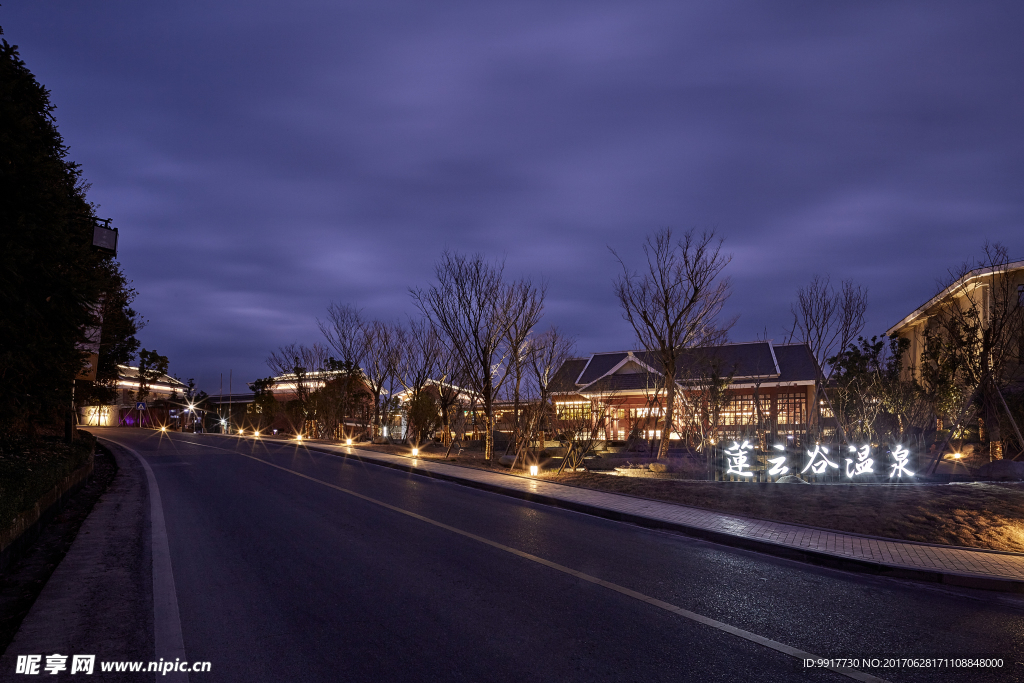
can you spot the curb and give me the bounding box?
[0,454,96,573]
[293,441,1024,594]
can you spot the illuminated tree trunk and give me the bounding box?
[659,376,676,459]
[484,414,494,461]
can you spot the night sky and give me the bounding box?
[4,2,1022,392]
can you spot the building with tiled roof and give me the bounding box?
[550,341,820,448]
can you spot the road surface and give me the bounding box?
[4,428,1023,682]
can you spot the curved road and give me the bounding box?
[5,428,1023,682]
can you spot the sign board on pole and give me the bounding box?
[136,402,147,411]
[92,224,118,255]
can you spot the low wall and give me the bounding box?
[0,454,95,572]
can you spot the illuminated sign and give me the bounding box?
[724,440,755,477]
[889,445,913,478]
[767,444,789,475]
[719,442,916,482]
[802,444,838,475]
[844,445,874,479]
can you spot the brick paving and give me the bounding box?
[309,442,1024,586]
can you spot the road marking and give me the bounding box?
[177,436,888,683]
[100,438,189,683]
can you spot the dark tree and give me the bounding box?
[0,37,140,437]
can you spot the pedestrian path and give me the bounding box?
[305,441,1024,592]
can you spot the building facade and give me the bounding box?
[549,342,821,449]
[78,365,188,427]
[886,259,1024,383]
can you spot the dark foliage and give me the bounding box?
[0,38,140,436]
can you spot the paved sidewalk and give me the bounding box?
[298,440,1024,593]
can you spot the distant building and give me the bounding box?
[78,365,187,427]
[549,341,820,448]
[886,259,1024,381]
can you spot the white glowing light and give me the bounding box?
[767,456,789,476]
[802,444,838,475]
[296,434,303,441]
[346,438,353,446]
[238,429,244,435]
[529,465,539,476]
[254,430,260,438]
[724,440,755,477]
[160,426,167,432]
[773,444,785,451]
[844,445,874,479]
[889,445,914,478]
[220,419,227,426]
[953,452,962,459]
[412,448,418,456]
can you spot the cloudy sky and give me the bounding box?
[5,1,1022,392]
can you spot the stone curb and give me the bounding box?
[288,441,1024,594]
[0,454,95,573]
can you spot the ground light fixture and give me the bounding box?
[238,428,244,435]
[954,453,962,459]
[412,447,419,456]
[346,438,352,446]
[254,430,260,438]
[160,426,167,432]
[295,434,303,441]
[529,465,539,476]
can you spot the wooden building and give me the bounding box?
[549,342,820,449]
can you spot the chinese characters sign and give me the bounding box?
[719,442,916,482]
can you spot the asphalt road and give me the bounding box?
[5,428,1024,682]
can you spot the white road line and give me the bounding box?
[101,438,189,683]
[182,436,889,683]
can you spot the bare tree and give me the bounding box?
[552,392,616,473]
[785,275,867,381]
[319,303,368,369]
[413,251,544,460]
[612,228,733,459]
[434,341,470,448]
[528,327,577,403]
[394,317,445,443]
[360,320,401,438]
[395,318,442,402]
[318,302,370,440]
[502,328,578,471]
[783,274,867,444]
[501,287,546,456]
[267,342,330,435]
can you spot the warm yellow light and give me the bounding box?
[296,434,303,441]
[346,438,352,445]
[529,465,539,476]
[412,448,419,456]
[954,453,962,459]
[160,426,167,432]
[238,428,244,435]
[254,430,260,438]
